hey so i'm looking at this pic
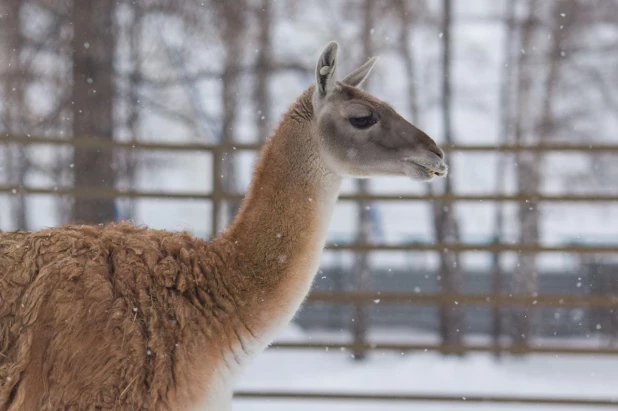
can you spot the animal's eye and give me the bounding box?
[349,116,376,129]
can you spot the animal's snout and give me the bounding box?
[428,144,445,160]
[413,128,444,160]
[422,143,448,177]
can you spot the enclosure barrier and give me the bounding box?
[233,391,618,407]
[2,134,618,407]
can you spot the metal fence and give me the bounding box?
[2,134,618,407]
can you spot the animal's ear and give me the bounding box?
[315,41,338,99]
[341,56,379,88]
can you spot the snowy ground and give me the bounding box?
[234,324,618,411]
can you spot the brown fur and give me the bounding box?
[1,223,235,409]
[0,88,336,410]
[0,42,447,409]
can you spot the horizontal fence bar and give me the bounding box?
[2,185,618,203]
[338,193,618,202]
[233,390,618,407]
[0,190,612,252]
[268,341,618,356]
[0,186,614,253]
[325,243,618,253]
[234,390,618,406]
[441,143,618,153]
[0,134,236,151]
[306,292,618,308]
[3,134,618,152]
[0,185,212,200]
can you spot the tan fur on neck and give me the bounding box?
[0,87,341,410]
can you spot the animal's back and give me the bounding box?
[0,222,237,410]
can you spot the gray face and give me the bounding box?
[312,42,448,182]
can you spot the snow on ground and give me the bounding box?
[234,323,618,411]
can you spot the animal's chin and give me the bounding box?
[402,161,445,182]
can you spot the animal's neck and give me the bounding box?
[223,87,341,345]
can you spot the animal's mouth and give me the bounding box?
[422,166,446,177]
[403,158,448,179]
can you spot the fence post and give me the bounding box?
[352,186,372,361]
[491,235,503,360]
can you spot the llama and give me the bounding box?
[0,42,447,410]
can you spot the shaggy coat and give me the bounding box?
[0,224,245,409]
[0,41,446,410]
[0,87,339,410]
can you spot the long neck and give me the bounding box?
[222,88,341,344]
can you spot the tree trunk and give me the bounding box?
[510,0,540,347]
[491,0,517,359]
[124,1,143,221]
[254,0,272,142]
[518,0,574,346]
[397,4,465,350]
[435,0,464,352]
[217,0,246,230]
[351,0,376,361]
[1,0,28,230]
[396,0,420,123]
[71,0,117,224]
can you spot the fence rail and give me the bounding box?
[2,184,618,202]
[2,134,618,407]
[269,341,618,356]
[233,391,618,407]
[305,291,618,307]
[4,134,618,152]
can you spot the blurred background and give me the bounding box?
[1,0,618,409]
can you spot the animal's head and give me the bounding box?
[312,41,447,182]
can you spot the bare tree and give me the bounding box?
[1,0,29,230]
[510,0,578,347]
[71,0,117,224]
[434,0,464,351]
[350,0,376,361]
[254,0,273,142]
[116,0,144,221]
[491,0,518,358]
[215,0,247,231]
[395,0,425,123]
[510,0,538,345]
